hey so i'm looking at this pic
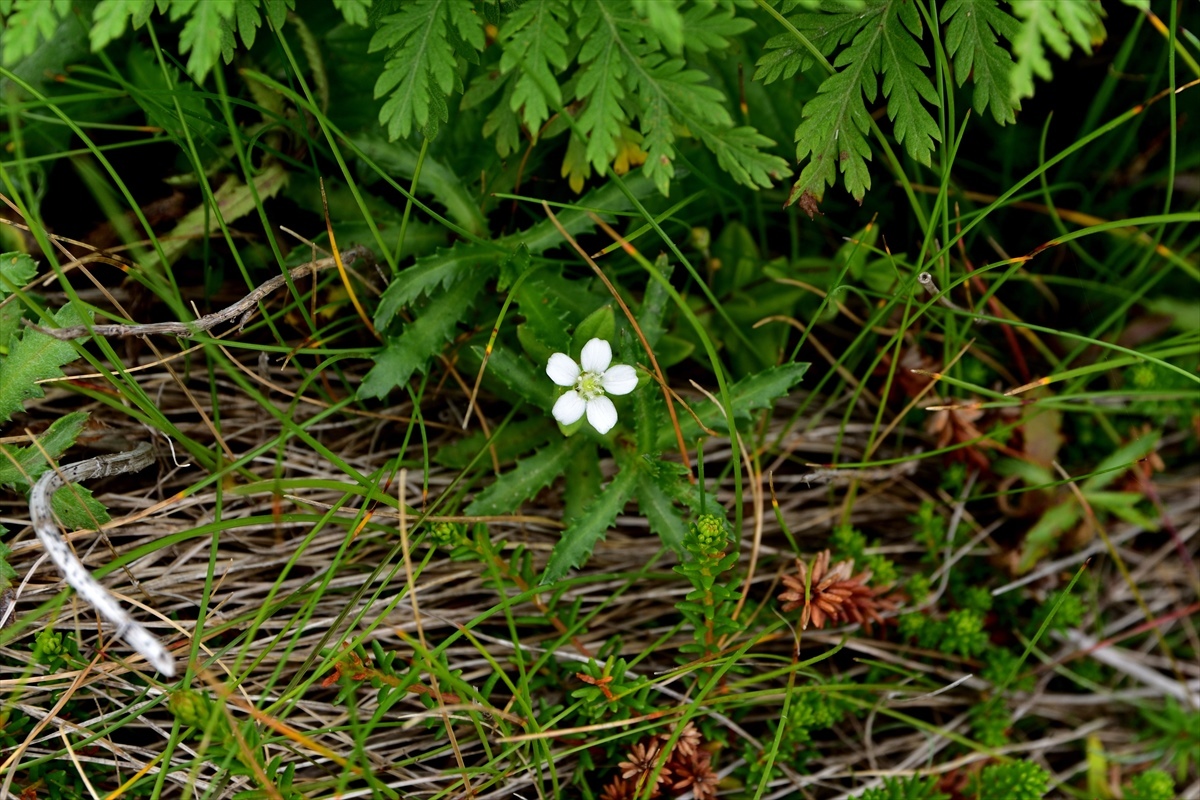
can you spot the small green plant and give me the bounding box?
[674,512,741,659]
[1122,769,1176,800]
[996,432,1160,574]
[852,774,948,800]
[1139,698,1200,783]
[973,761,1050,800]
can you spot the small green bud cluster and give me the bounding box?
[691,513,730,557]
[34,629,64,660]
[429,521,467,549]
[169,689,211,728]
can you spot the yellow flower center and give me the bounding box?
[576,372,603,400]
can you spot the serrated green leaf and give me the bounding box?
[0,411,90,490]
[634,0,683,55]
[0,253,36,351]
[374,244,500,330]
[435,417,555,469]
[333,0,370,27]
[234,0,261,49]
[90,0,153,51]
[497,243,532,293]
[576,20,627,172]
[541,465,638,584]
[264,0,291,30]
[514,276,571,354]
[696,125,791,189]
[177,0,234,80]
[50,485,110,531]
[481,77,523,158]
[563,444,602,526]
[657,361,809,448]
[636,473,687,556]
[467,342,555,410]
[680,3,754,55]
[755,3,865,85]
[465,435,586,516]
[0,252,37,294]
[1008,0,1104,103]
[360,270,488,399]
[940,0,1019,124]
[0,303,89,425]
[499,0,571,134]
[789,60,874,207]
[0,0,71,66]
[636,54,730,194]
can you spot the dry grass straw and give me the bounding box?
[0,355,1196,798]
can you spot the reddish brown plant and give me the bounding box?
[778,550,897,631]
[669,749,720,800]
[617,740,672,791]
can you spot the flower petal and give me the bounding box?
[600,364,637,395]
[546,353,580,387]
[552,391,586,426]
[580,338,612,374]
[585,395,618,434]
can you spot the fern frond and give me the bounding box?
[500,0,572,134]
[1009,0,1106,103]
[781,0,941,209]
[941,0,1020,124]
[370,0,485,140]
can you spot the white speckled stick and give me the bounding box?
[30,442,175,677]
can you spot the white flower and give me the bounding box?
[546,338,637,434]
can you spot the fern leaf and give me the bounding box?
[697,125,791,190]
[333,0,370,27]
[789,62,874,208]
[879,2,940,166]
[0,0,71,67]
[1008,0,1105,103]
[633,0,684,54]
[680,3,755,55]
[0,303,90,425]
[635,55,731,194]
[576,15,628,173]
[754,4,866,85]
[371,0,485,140]
[360,270,487,399]
[940,0,1019,124]
[541,465,638,584]
[499,0,571,135]
[786,0,940,208]
[464,436,586,516]
[175,0,234,80]
[90,0,154,51]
